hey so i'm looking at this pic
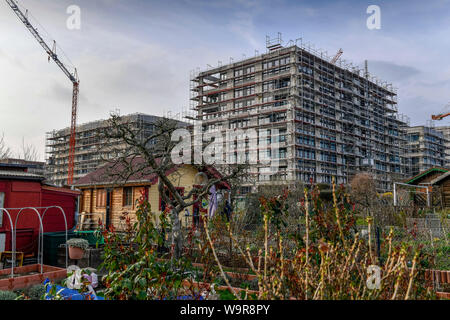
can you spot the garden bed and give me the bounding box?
[436,292,450,299]
[0,264,66,291]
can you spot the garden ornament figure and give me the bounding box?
[208,185,217,218]
[66,265,98,297]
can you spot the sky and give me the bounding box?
[1,0,450,160]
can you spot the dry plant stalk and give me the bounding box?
[204,182,431,300]
[202,214,240,300]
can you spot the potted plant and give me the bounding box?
[66,238,89,260]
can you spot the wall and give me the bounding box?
[0,180,79,253]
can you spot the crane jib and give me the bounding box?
[6,0,79,185]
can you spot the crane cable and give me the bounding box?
[14,0,77,72]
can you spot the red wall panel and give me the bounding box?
[11,181,41,192]
[0,179,78,254]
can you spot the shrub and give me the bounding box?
[100,189,203,300]
[0,290,17,300]
[27,284,46,300]
[205,182,435,300]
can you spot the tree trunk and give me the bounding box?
[171,208,183,259]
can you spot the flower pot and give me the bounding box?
[68,246,85,260]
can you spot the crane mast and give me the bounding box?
[5,0,79,185]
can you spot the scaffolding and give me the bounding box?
[45,113,186,186]
[190,34,410,191]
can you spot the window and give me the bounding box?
[0,192,4,227]
[262,78,290,92]
[0,233,4,253]
[123,187,133,207]
[240,186,251,195]
[263,56,290,69]
[234,85,255,98]
[96,189,106,208]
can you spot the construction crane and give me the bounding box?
[432,103,450,120]
[330,48,343,64]
[5,0,79,185]
[432,113,450,121]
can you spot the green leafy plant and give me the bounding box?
[43,282,65,300]
[99,189,204,300]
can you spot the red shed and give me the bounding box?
[0,163,80,257]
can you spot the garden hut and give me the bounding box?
[429,171,450,208]
[0,163,80,260]
[403,167,449,207]
[73,158,230,230]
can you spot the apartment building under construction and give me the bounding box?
[190,36,409,191]
[405,125,447,176]
[45,113,183,186]
[434,125,450,166]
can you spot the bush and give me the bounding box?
[100,189,201,300]
[27,284,46,300]
[207,182,435,300]
[0,290,17,300]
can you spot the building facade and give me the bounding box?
[404,126,447,176]
[46,113,186,186]
[191,41,409,191]
[434,125,450,166]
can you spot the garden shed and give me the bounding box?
[0,163,80,259]
[429,170,450,208]
[403,167,449,207]
[73,158,230,230]
[404,167,448,186]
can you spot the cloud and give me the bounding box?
[2,0,450,159]
[227,12,259,49]
[367,61,421,83]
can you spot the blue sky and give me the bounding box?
[1,0,450,159]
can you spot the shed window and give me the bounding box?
[123,187,133,207]
[96,189,106,208]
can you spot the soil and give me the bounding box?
[0,271,40,280]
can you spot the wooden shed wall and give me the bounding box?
[78,165,200,229]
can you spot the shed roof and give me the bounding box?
[73,157,161,187]
[404,167,449,185]
[0,169,44,181]
[429,170,450,185]
[73,157,229,189]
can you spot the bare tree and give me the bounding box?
[349,172,378,216]
[97,113,245,259]
[17,137,40,161]
[0,133,12,160]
